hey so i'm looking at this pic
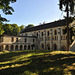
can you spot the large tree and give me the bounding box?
[0,0,16,22]
[59,0,75,51]
[3,24,21,36]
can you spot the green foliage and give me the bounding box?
[0,51,75,75]
[20,25,24,31]
[69,26,75,44]
[0,23,4,35]
[3,24,21,36]
[25,24,34,29]
[63,26,75,44]
[0,0,16,22]
[59,0,75,14]
[11,24,21,35]
[0,0,16,15]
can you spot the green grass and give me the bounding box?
[0,50,75,75]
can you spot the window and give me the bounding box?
[11,37,14,42]
[41,32,43,36]
[37,33,38,37]
[25,38,26,42]
[55,36,57,40]
[62,29,66,34]
[33,39,35,42]
[16,38,18,42]
[61,36,62,40]
[54,30,57,35]
[47,31,49,36]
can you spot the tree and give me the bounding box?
[25,24,34,29]
[0,23,4,35]
[20,25,24,31]
[3,24,12,35]
[59,0,75,51]
[3,24,21,36]
[0,0,16,22]
[11,24,21,35]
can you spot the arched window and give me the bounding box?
[15,45,18,50]
[47,43,50,50]
[24,45,26,50]
[11,45,14,50]
[32,44,35,50]
[20,45,22,50]
[54,30,57,35]
[5,45,9,50]
[28,45,30,50]
[53,44,57,50]
[41,43,44,49]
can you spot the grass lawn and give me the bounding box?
[0,50,75,75]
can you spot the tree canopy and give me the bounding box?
[59,0,75,15]
[0,24,24,36]
[25,24,34,29]
[0,0,16,22]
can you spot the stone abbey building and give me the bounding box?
[0,19,75,51]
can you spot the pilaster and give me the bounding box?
[50,29,53,50]
[58,27,61,50]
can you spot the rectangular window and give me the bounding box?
[11,37,14,42]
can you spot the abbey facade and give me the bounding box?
[0,19,74,51]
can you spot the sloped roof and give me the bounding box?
[20,19,67,33]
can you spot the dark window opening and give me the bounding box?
[25,38,26,42]
[16,38,18,42]
[54,30,57,35]
[11,37,14,42]
[47,31,49,36]
[33,39,35,42]
[42,32,43,36]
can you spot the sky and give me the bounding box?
[1,0,66,26]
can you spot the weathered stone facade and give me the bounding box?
[0,35,36,51]
[0,19,74,51]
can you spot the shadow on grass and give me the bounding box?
[0,51,75,75]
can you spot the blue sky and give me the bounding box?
[1,0,65,26]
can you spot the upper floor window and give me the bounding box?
[37,32,38,37]
[54,30,57,35]
[16,38,18,42]
[41,32,43,36]
[25,38,26,42]
[62,29,66,34]
[47,31,49,36]
[55,36,57,40]
[33,39,35,42]
[11,37,14,42]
